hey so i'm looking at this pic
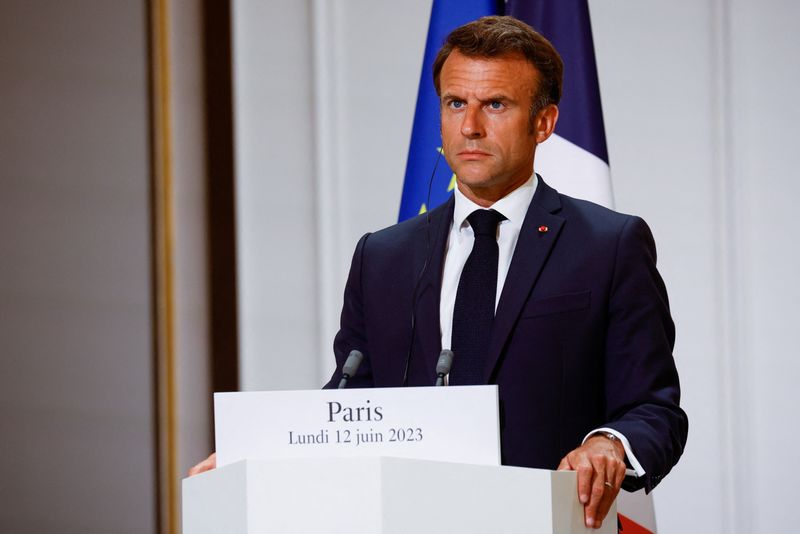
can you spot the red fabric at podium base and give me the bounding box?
[619,513,654,534]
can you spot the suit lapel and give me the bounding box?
[409,198,453,380]
[484,179,564,382]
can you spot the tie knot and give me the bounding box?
[467,209,505,237]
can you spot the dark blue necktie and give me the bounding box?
[449,209,506,385]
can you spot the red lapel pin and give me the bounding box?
[538,225,549,234]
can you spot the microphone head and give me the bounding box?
[342,349,364,377]
[436,349,455,375]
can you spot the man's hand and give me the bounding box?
[187,452,217,477]
[557,435,626,530]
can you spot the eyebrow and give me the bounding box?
[440,93,514,104]
[481,95,511,103]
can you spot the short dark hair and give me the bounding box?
[432,16,563,113]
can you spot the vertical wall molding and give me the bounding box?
[311,0,347,383]
[712,0,752,532]
[148,0,178,532]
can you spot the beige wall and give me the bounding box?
[1,0,215,530]
[0,0,156,532]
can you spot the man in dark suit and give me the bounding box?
[324,16,687,530]
[190,15,686,531]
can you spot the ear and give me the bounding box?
[532,104,559,143]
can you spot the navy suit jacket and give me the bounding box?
[326,178,687,492]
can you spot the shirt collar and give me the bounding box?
[453,174,538,233]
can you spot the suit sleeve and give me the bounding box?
[602,216,688,492]
[323,233,376,389]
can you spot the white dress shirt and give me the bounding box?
[438,174,645,478]
[439,174,538,350]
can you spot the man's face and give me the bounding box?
[439,50,553,204]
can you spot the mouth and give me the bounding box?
[457,150,491,160]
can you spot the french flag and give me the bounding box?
[506,0,613,209]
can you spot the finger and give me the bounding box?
[614,461,626,489]
[594,460,625,528]
[187,453,216,477]
[187,459,209,477]
[187,462,204,477]
[594,473,622,529]
[594,486,619,529]
[557,456,571,471]
[584,459,607,528]
[576,462,594,505]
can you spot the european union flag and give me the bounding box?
[398,0,501,222]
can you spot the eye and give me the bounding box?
[448,100,465,110]
[488,101,504,110]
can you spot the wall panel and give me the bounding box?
[0,1,156,531]
[232,0,320,390]
[729,1,800,530]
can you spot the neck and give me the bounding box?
[457,173,531,208]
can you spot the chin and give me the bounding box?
[452,164,489,181]
[456,175,495,189]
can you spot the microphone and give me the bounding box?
[434,349,455,386]
[338,350,364,389]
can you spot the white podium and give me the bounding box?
[182,456,615,533]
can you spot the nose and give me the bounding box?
[460,106,485,139]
